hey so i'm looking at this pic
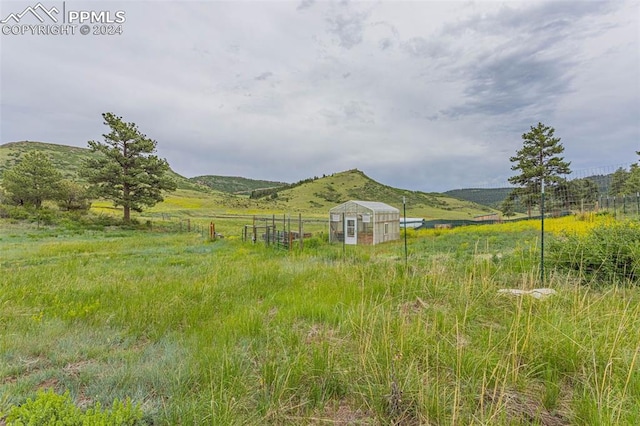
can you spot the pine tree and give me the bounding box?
[508,123,571,217]
[81,113,177,221]
[623,152,640,195]
[610,167,629,196]
[1,151,62,208]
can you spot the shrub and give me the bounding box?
[56,180,92,212]
[303,236,323,248]
[1,389,145,425]
[549,220,640,285]
[0,205,32,220]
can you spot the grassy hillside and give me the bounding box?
[0,141,97,180]
[259,169,496,219]
[191,175,287,194]
[0,141,208,192]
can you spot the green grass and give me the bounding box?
[1,218,639,424]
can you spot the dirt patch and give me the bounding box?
[1,376,17,385]
[300,323,345,345]
[75,390,95,410]
[483,389,570,426]
[399,297,428,315]
[63,360,96,376]
[19,355,51,373]
[310,400,377,425]
[36,377,60,391]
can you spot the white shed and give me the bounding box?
[329,200,400,245]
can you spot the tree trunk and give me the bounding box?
[123,181,130,222]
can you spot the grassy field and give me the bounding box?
[1,213,638,424]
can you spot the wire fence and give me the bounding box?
[446,164,640,220]
[139,165,640,240]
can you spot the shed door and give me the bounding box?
[345,216,357,245]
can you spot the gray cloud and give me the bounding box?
[1,0,637,192]
[325,9,369,49]
[297,0,315,11]
[254,72,274,81]
[437,0,622,122]
[402,37,448,60]
[445,46,573,117]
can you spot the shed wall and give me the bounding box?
[329,201,400,245]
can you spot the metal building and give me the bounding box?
[329,200,400,245]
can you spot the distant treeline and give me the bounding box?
[446,174,616,212]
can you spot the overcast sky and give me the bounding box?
[1,0,638,192]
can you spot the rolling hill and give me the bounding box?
[444,187,515,209]
[0,141,97,180]
[191,175,287,194]
[253,169,496,218]
[0,141,497,218]
[0,141,207,192]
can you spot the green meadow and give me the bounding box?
[1,215,639,425]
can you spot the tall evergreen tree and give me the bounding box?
[81,113,177,221]
[1,150,62,208]
[610,167,629,196]
[623,152,640,195]
[508,123,571,217]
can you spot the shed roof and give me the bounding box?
[330,200,399,214]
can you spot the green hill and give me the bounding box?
[191,175,287,194]
[444,187,515,209]
[0,141,97,180]
[0,141,207,192]
[1,142,498,219]
[259,169,496,218]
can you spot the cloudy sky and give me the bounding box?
[1,0,638,192]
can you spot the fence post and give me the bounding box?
[299,213,303,251]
